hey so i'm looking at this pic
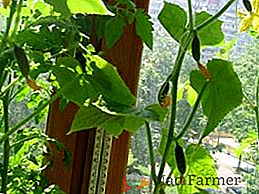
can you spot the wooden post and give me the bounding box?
[44,0,150,193]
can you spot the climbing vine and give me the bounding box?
[0,0,258,193]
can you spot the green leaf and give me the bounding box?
[87,56,135,109]
[67,0,113,15]
[190,59,243,139]
[196,12,224,46]
[158,3,187,43]
[138,104,168,122]
[52,67,92,106]
[235,130,257,157]
[15,30,56,51]
[44,0,71,18]
[104,17,125,49]
[186,84,198,106]
[135,9,153,49]
[69,105,145,136]
[14,45,30,78]
[57,57,81,70]
[183,144,218,192]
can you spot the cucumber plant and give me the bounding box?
[0,0,153,193]
[0,0,252,194]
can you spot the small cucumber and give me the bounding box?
[191,31,201,63]
[158,81,170,106]
[14,45,30,78]
[175,142,186,175]
[243,0,252,12]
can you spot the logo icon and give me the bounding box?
[122,172,152,193]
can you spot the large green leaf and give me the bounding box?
[69,103,167,136]
[196,12,224,46]
[158,3,187,43]
[190,59,243,139]
[67,0,113,15]
[52,66,92,106]
[87,55,135,110]
[44,0,71,18]
[135,9,153,49]
[181,144,218,193]
[104,17,125,49]
[69,105,145,136]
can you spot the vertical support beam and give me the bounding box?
[104,1,150,193]
[44,100,94,193]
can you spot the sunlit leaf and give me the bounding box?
[186,84,198,106]
[87,56,135,110]
[183,144,218,193]
[44,0,71,18]
[52,67,92,106]
[67,0,113,15]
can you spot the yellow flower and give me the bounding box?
[238,0,259,32]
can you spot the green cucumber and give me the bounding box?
[191,31,201,63]
[175,142,186,175]
[14,45,30,78]
[243,0,252,12]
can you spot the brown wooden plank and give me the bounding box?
[44,100,90,193]
[103,1,150,193]
[44,100,78,192]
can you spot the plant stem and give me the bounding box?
[1,88,10,193]
[175,82,208,140]
[10,0,23,39]
[0,77,22,99]
[0,0,17,53]
[187,0,194,30]
[145,122,157,184]
[244,92,255,108]
[154,33,193,193]
[10,134,39,148]
[196,0,235,31]
[0,92,60,145]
